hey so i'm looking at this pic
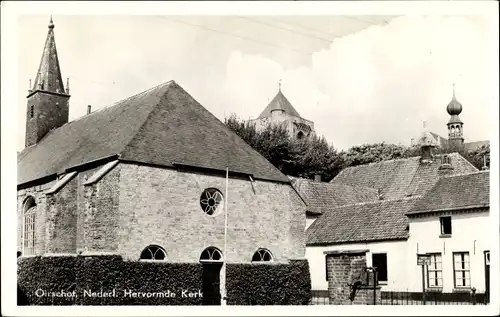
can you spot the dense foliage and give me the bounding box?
[226,260,311,305]
[18,255,204,305]
[224,115,490,181]
[18,256,311,306]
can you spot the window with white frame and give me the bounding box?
[140,245,167,260]
[23,197,36,256]
[440,216,452,235]
[427,253,443,287]
[453,252,471,288]
[251,248,273,262]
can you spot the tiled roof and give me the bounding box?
[18,81,289,185]
[331,153,478,200]
[408,171,490,215]
[257,90,302,119]
[429,132,449,148]
[306,197,421,245]
[291,177,378,215]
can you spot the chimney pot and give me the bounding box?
[87,105,92,115]
[314,174,321,182]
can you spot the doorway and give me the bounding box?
[200,247,224,305]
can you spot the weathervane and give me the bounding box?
[278,79,282,92]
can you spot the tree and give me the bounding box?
[224,115,343,181]
[340,142,413,167]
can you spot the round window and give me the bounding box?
[200,188,224,216]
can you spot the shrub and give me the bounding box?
[18,256,310,305]
[226,260,311,305]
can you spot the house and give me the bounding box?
[302,133,480,292]
[406,171,490,295]
[17,17,306,294]
[248,84,315,140]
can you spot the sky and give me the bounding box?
[14,11,498,151]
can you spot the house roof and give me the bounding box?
[429,132,449,148]
[291,177,378,215]
[257,90,303,119]
[407,171,490,215]
[306,196,421,245]
[330,153,478,201]
[18,81,290,185]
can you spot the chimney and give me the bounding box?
[28,79,32,94]
[482,155,489,170]
[87,105,92,115]
[420,145,434,163]
[438,154,454,175]
[377,188,384,200]
[314,174,321,182]
[66,78,70,95]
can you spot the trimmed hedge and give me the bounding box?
[18,256,311,305]
[18,255,203,305]
[226,260,312,305]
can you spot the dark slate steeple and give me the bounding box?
[25,16,70,148]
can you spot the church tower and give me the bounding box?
[25,17,70,148]
[446,84,464,149]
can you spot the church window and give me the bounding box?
[140,245,167,260]
[30,105,34,118]
[297,131,304,139]
[251,248,273,262]
[22,196,36,256]
[200,247,223,262]
[200,188,224,216]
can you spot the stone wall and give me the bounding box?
[325,250,381,305]
[116,162,306,262]
[17,181,55,255]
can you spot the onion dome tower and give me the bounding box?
[446,84,464,149]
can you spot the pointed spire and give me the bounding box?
[452,82,456,99]
[29,16,67,96]
[278,79,282,92]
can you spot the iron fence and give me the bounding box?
[380,290,488,305]
[310,289,488,305]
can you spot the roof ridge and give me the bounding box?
[441,170,490,178]
[326,195,422,209]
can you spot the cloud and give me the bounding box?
[221,15,494,150]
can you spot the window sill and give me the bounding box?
[452,288,472,293]
[377,281,388,286]
[426,287,443,293]
[439,234,452,238]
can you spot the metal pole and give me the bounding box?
[221,167,229,306]
[421,264,426,305]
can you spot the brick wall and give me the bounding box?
[325,250,381,305]
[83,165,121,253]
[25,92,69,147]
[117,162,305,262]
[46,176,78,253]
[18,161,305,263]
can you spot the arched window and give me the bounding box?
[200,188,224,216]
[140,245,167,260]
[23,196,36,256]
[200,247,223,263]
[251,248,273,262]
[297,131,304,139]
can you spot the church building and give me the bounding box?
[17,18,306,268]
[248,84,315,140]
